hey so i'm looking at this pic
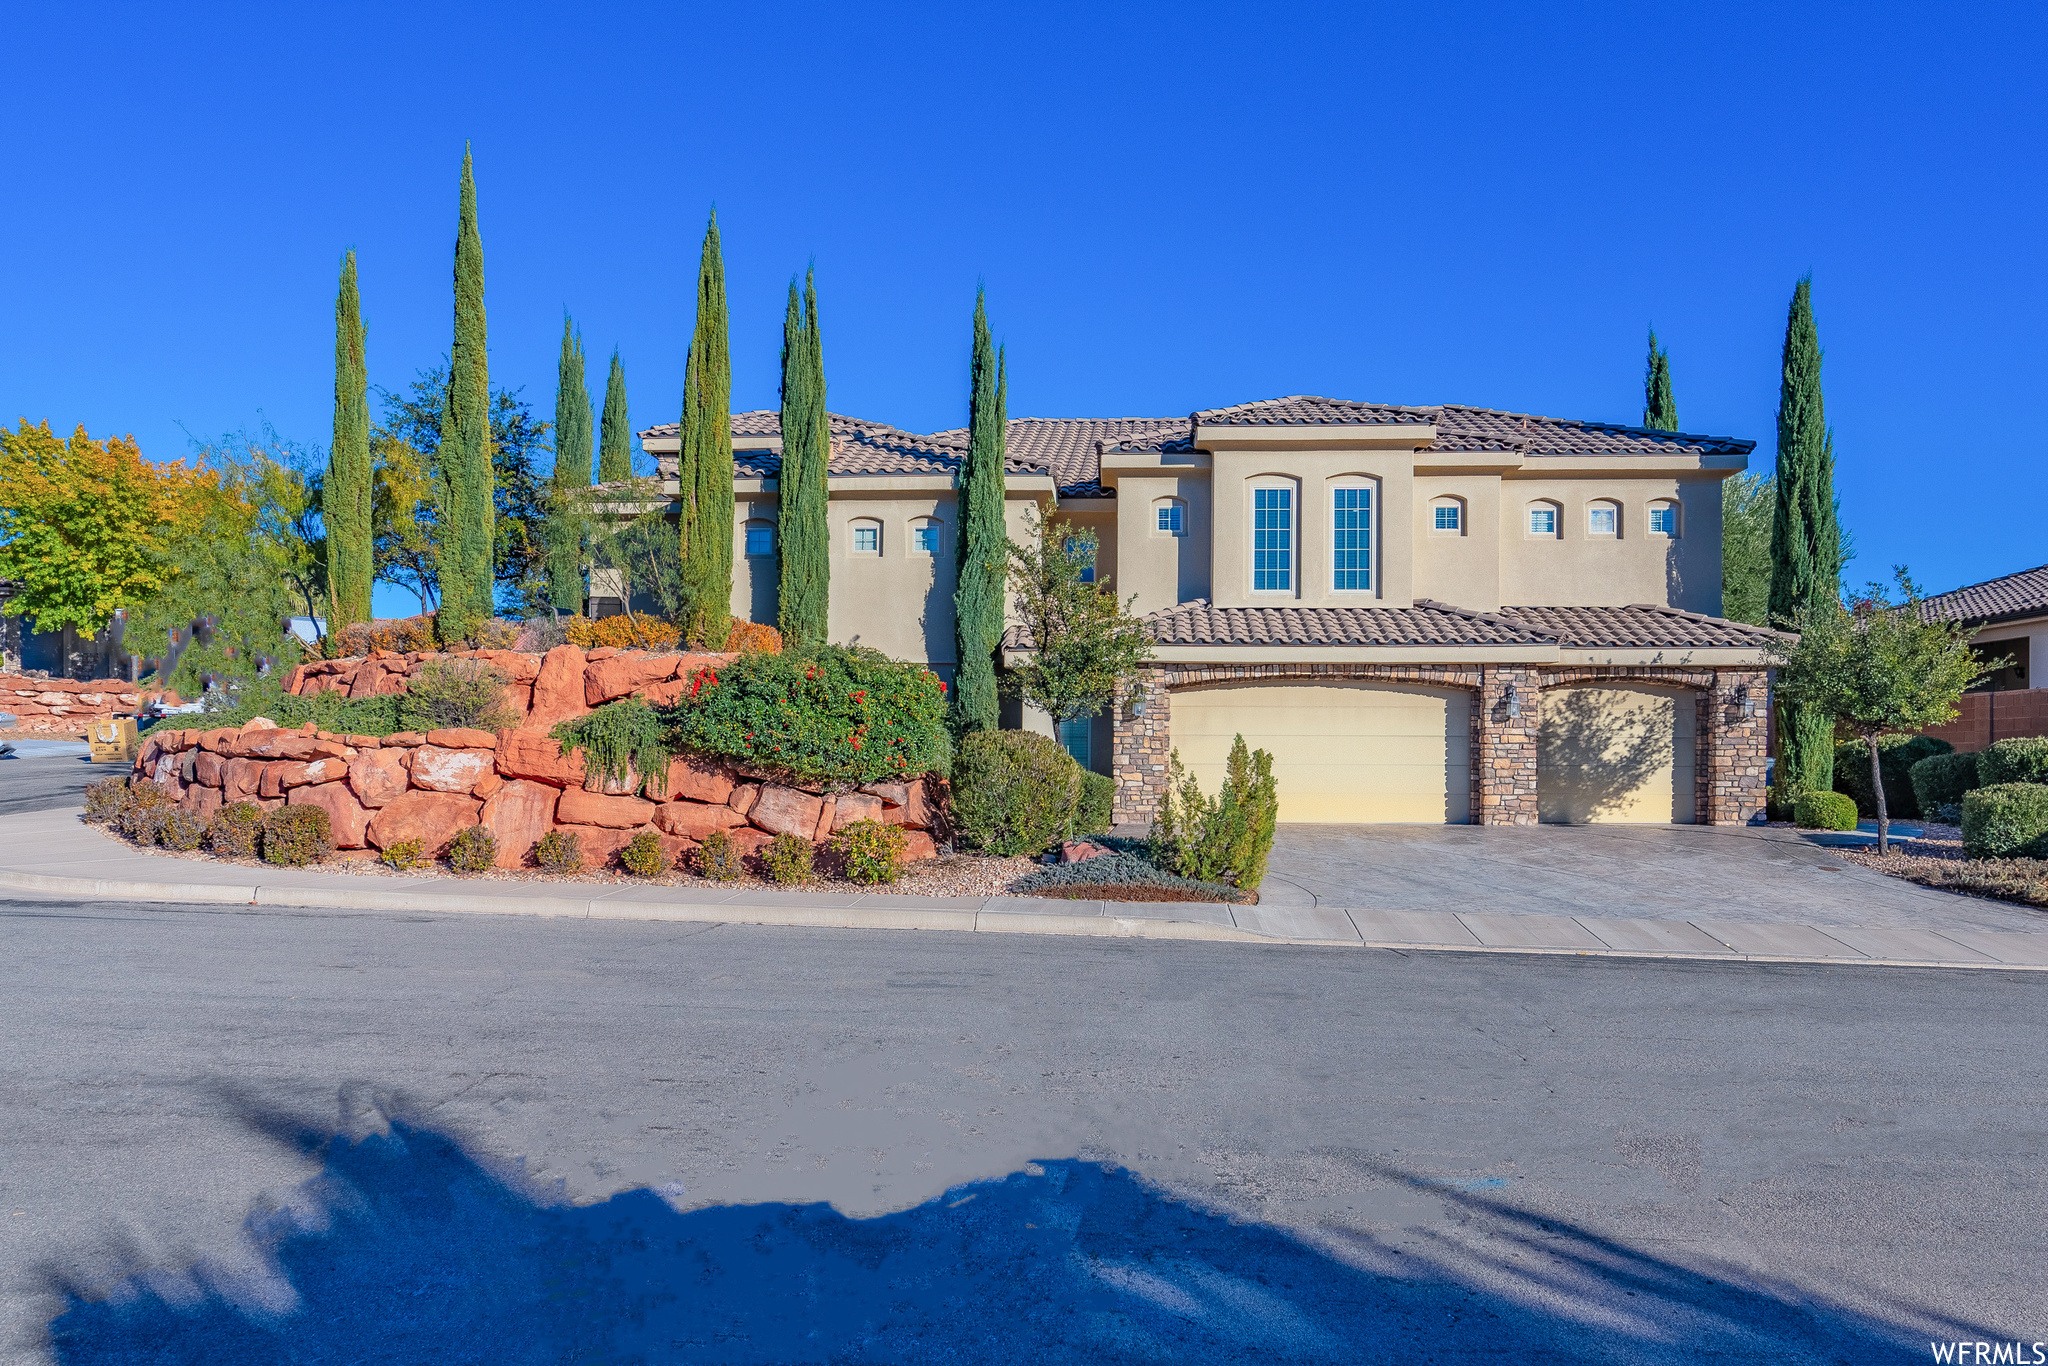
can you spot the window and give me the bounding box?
[1588,502,1618,537]
[1332,486,1372,591]
[851,520,881,555]
[1156,502,1184,536]
[912,519,941,555]
[744,522,774,557]
[1529,505,1558,537]
[1253,488,1292,591]
[1056,715,1091,768]
[1064,537,1097,584]
[1649,502,1679,536]
[1433,503,1461,532]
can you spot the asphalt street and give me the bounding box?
[0,754,99,819]
[3,890,2043,1364]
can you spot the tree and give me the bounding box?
[1004,506,1152,726]
[0,421,205,636]
[952,291,1007,733]
[598,349,633,483]
[777,270,830,649]
[548,317,592,613]
[436,145,496,643]
[1721,471,1775,627]
[1768,277,1844,800]
[324,250,373,635]
[1642,327,1677,431]
[1766,569,1987,853]
[677,212,733,645]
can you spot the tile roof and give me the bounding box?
[643,413,1046,481]
[1497,604,1787,649]
[1123,600,1783,650]
[1920,564,2048,626]
[1432,406,1752,457]
[1194,396,1437,428]
[927,417,1184,497]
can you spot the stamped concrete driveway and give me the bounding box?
[1261,822,2048,935]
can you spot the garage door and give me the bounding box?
[1538,683,1695,824]
[1171,681,1470,823]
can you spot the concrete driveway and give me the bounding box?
[1261,822,2048,935]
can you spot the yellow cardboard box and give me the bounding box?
[89,716,139,764]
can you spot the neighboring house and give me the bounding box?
[639,395,1780,828]
[1917,564,2048,751]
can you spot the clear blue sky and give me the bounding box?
[4,1,2041,619]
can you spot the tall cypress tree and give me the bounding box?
[436,145,495,643]
[1642,327,1677,431]
[677,212,733,645]
[547,316,592,613]
[1767,276,1842,797]
[952,291,1007,733]
[777,270,830,649]
[323,249,373,635]
[598,350,632,483]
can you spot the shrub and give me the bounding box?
[950,730,1084,857]
[1010,851,1249,903]
[564,613,682,651]
[117,783,177,841]
[1978,737,2048,788]
[660,645,950,787]
[619,829,670,876]
[553,698,672,796]
[1962,783,2048,859]
[1832,734,1952,818]
[398,658,518,733]
[1150,736,1279,892]
[262,804,332,866]
[721,618,784,654]
[831,819,906,885]
[380,838,427,871]
[1792,789,1859,831]
[762,831,816,885]
[696,828,742,881]
[1910,751,1980,821]
[206,802,266,858]
[83,777,129,824]
[447,824,498,873]
[1077,771,1115,839]
[159,808,206,850]
[191,672,405,738]
[331,613,437,657]
[515,615,570,653]
[534,829,584,873]
[468,618,522,650]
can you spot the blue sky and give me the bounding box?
[4,1,2041,618]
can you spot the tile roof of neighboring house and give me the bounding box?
[1919,564,2048,626]
[642,413,1047,481]
[1120,600,1784,650]
[926,417,1185,497]
[1497,604,1787,649]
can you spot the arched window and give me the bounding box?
[1330,478,1374,591]
[1250,479,1297,592]
[849,518,882,556]
[1587,499,1621,538]
[743,519,775,558]
[1429,496,1465,535]
[910,517,943,556]
[1648,500,1681,537]
[1153,497,1186,537]
[1527,500,1562,538]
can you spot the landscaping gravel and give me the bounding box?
[1825,818,2048,910]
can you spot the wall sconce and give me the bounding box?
[1130,696,1148,718]
[1735,683,1754,719]
[1504,683,1520,719]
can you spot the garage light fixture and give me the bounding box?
[1504,683,1520,719]
[1735,682,1754,720]
[1129,696,1148,718]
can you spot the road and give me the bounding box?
[0,754,100,819]
[3,890,2042,1364]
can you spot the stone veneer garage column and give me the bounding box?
[1475,665,1539,826]
[1112,671,1173,825]
[1705,668,1769,824]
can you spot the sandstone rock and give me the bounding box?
[472,772,502,799]
[284,663,310,696]
[235,731,345,762]
[583,653,681,705]
[425,727,499,749]
[481,780,558,868]
[346,748,410,808]
[257,762,289,799]
[383,731,424,747]
[566,824,643,867]
[198,729,236,754]
[342,735,382,749]
[527,645,589,728]
[366,789,483,853]
[585,647,618,661]
[194,751,227,787]
[373,667,408,697]
[289,781,371,848]
[727,783,761,817]
[555,787,657,828]
[651,800,748,839]
[1060,840,1111,864]
[181,785,222,822]
[267,757,348,793]
[748,785,824,838]
[346,661,384,700]
[495,732,586,787]
[830,793,886,831]
[477,649,541,682]
[902,830,938,862]
[861,781,911,808]
[409,746,496,794]
[501,683,533,723]
[725,827,777,859]
[658,755,734,805]
[222,757,263,801]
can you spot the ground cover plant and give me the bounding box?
[1009,851,1249,904]
[553,698,672,796]
[380,839,427,871]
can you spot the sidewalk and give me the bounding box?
[3,806,2045,970]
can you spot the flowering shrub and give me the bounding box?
[659,646,950,787]
[563,613,682,651]
[381,838,427,870]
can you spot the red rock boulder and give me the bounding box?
[583,653,680,705]
[495,732,586,787]
[289,781,372,849]
[409,745,496,794]
[651,801,748,840]
[527,645,589,728]
[480,780,559,869]
[747,785,823,838]
[366,790,484,854]
[556,788,657,828]
[346,748,411,808]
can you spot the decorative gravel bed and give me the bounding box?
[1809,819,2048,911]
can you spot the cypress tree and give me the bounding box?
[598,350,632,483]
[951,291,1007,733]
[777,270,830,649]
[547,316,592,613]
[323,249,373,635]
[1767,276,1842,798]
[1642,327,1677,431]
[677,212,733,646]
[436,145,495,643]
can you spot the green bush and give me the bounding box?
[950,730,1086,857]
[619,830,670,876]
[553,698,672,796]
[206,802,266,858]
[447,824,498,873]
[1962,783,2048,859]
[187,672,405,738]
[1011,851,1249,903]
[1150,736,1279,892]
[117,784,177,841]
[1077,771,1115,839]
[83,777,130,824]
[160,807,206,850]
[398,657,518,733]
[696,829,742,881]
[534,829,584,873]
[762,831,815,885]
[380,838,427,871]
[1832,734,1952,818]
[1978,737,2048,788]
[832,819,907,885]
[1910,751,1980,822]
[262,804,332,866]
[659,645,951,788]
[1792,789,1859,831]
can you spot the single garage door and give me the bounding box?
[1171,681,1470,823]
[1538,683,1695,824]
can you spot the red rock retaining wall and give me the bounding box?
[1,674,179,734]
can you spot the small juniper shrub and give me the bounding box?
[447,825,498,873]
[1792,789,1859,831]
[83,777,129,824]
[206,802,266,858]
[696,828,742,881]
[619,830,670,876]
[762,832,815,885]
[380,838,427,871]
[534,829,584,873]
[831,819,906,886]
[1149,736,1278,892]
[159,808,206,851]
[262,804,333,867]
[397,658,518,733]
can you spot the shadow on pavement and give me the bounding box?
[44,1096,1969,1364]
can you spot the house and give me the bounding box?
[639,396,1780,828]
[1916,564,2048,751]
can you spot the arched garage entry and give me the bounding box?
[1170,680,1471,823]
[1538,682,1696,824]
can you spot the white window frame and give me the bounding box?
[850,519,882,556]
[1587,501,1619,538]
[910,518,942,556]
[1648,501,1681,537]
[1429,497,1464,536]
[1330,481,1373,593]
[1250,483,1295,593]
[1154,499,1186,538]
[1527,502,1560,538]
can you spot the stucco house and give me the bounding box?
[638,396,1779,828]
[1916,564,2048,751]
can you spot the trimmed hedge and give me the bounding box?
[950,730,1087,857]
[1978,737,2048,788]
[1832,734,1952,819]
[1792,789,1859,831]
[1909,751,1980,823]
[1962,782,2048,859]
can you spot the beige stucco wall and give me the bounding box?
[1495,474,1723,613]
[1206,449,1417,609]
[1411,475,1505,612]
[1110,471,1212,616]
